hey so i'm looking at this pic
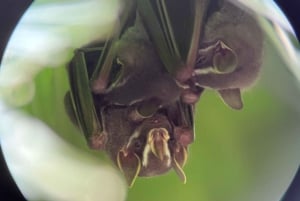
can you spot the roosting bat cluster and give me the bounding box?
[65,0,263,186]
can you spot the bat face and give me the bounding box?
[98,105,191,186]
[65,0,263,187]
[117,114,173,180]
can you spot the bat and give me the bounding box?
[193,0,264,109]
[64,0,263,187]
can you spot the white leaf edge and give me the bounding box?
[229,0,300,84]
[0,0,121,106]
[0,1,127,200]
[0,101,127,201]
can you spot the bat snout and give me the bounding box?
[143,128,171,166]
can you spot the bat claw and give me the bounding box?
[89,131,107,150]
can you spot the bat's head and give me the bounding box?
[116,113,189,187]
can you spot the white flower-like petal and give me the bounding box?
[0,1,127,200]
[0,102,127,201]
[230,0,295,34]
[0,0,120,106]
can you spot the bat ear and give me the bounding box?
[172,145,188,184]
[117,150,141,187]
[218,88,243,110]
[213,43,238,74]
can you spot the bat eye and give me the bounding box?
[133,140,143,151]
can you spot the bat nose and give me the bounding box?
[142,128,171,167]
[149,128,170,159]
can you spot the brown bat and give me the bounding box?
[192,1,263,109]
